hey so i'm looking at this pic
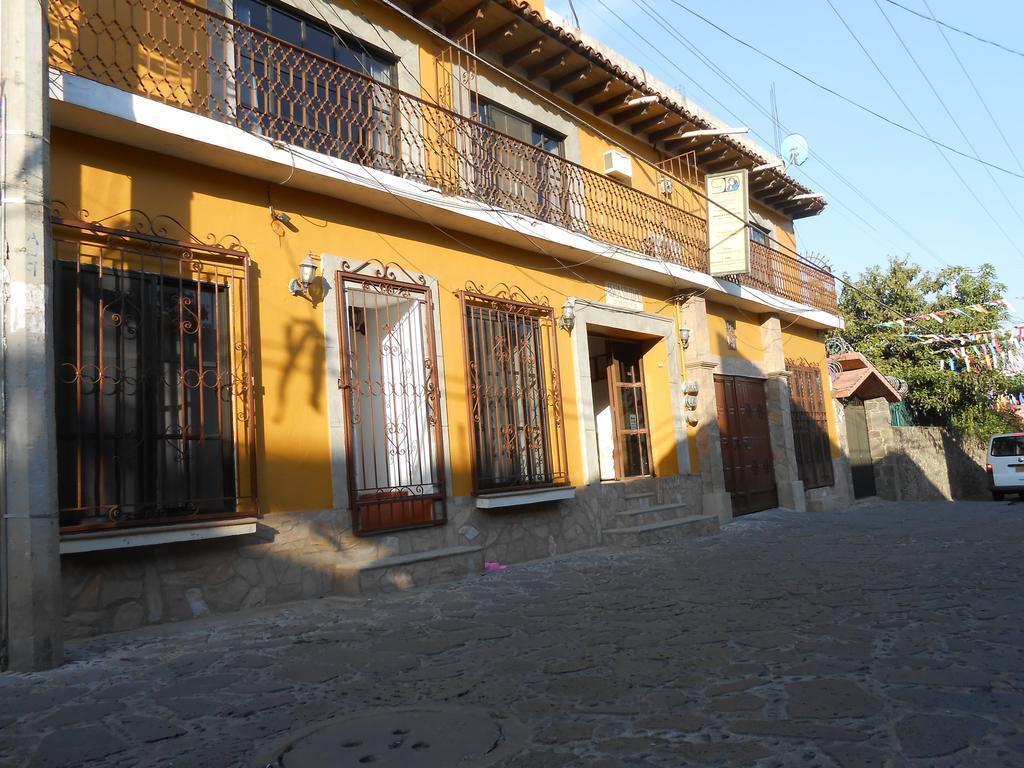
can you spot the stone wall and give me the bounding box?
[61,474,701,639]
[863,399,988,502]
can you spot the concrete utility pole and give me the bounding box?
[0,0,63,670]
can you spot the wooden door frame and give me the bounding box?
[605,339,655,479]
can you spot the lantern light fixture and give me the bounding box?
[290,252,319,297]
[558,299,576,333]
[679,325,692,349]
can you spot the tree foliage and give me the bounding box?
[836,257,1024,441]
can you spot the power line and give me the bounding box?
[881,0,1024,59]
[288,0,958,334]
[871,0,1024,228]
[825,0,1024,259]
[616,0,951,267]
[920,0,1024,175]
[662,0,1024,182]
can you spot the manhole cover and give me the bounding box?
[256,707,522,768]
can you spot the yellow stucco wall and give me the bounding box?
[51,129,689,512]
[783,326,842,458]
[706,302,765,362]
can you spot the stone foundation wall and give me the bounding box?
[863,399,988,502]
[62,474,702,639]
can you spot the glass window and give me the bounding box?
[991,435,1024,457]
[464,300,559,491]
[750,224,771,246]
[233,0,398,167]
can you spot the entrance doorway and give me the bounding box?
[336,270,446,535]
[844,399,877,498]
[715,374,778,516]
[589,336,654,480]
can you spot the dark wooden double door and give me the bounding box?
[715,375,778,516]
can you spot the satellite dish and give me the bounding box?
[781,134,809,166]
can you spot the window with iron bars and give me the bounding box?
[462,290,569,493]
[53,220,257,533]
[786,360,835,490]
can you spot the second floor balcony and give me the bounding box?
[48,0,837,314]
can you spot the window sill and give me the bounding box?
[475,487,577,509]
[60,517,259,554]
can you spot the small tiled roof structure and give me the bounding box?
[829,352,903,402]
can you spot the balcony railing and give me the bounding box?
[48,0,837,314]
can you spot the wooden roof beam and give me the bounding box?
[528,52,568,81]
[706,156,744,173]
[412,0,443,17]
[593,91,632,116]
[549,64,591,92]
[632,112,669,135]
[475,20,518,50]
[572,78,613,105]
[447,3,485,39]
[612,104,650,126]
[695,148,731,167]
[504,36,545,67]
[649,122,687,142]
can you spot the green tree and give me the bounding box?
[836,257,1024,441]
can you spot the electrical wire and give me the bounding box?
[825,0,1024,259]
[871,0,1024,229]
[881,0,1024,59]
[920,0,1024,176]
[661,0,1024,182]
[259,0,965,336]
[610,0,950,268]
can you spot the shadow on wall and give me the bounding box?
[874,424,990,502]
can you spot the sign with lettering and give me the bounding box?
[707,169,750,276]
[605,281,644,311]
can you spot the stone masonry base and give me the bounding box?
[62,475,704,638]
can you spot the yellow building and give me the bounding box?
[3,0,851,663]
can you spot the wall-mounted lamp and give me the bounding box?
[686,413,699,427]
[679,325,692,349]
[682,380,700,395]
[289,252,319,298]
[557,300,575,333]
[685,395,699,410]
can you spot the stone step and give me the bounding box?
[623,490,658,510]
[615,501,690,526]
[602,515,720,548]
[333,545,484,597]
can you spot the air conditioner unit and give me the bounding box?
[603,150,632,182]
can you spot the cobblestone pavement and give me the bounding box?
[3,499,1024,767]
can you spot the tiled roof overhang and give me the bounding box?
[830,352,903,402]
[407,0,826,220]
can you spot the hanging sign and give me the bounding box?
[707,169,750,277]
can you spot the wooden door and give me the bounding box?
[844,399,877,498]
[608,341,654,478]
[715,375,778,516]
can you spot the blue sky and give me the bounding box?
[545,0,1024,313]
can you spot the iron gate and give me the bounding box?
[336,264,446,535]
[52,211,257,532]
[844,399,877,498]
[715,374,778,516]
[787,360,835,490]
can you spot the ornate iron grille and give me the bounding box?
[336,263,446,535]
[461,285,568,493]
[47,0,837,313]
[52,210,257,532]
[786,359,835,490]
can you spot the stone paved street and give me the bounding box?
[2,499,1024,767]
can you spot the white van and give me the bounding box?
[987,433,1024,500]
